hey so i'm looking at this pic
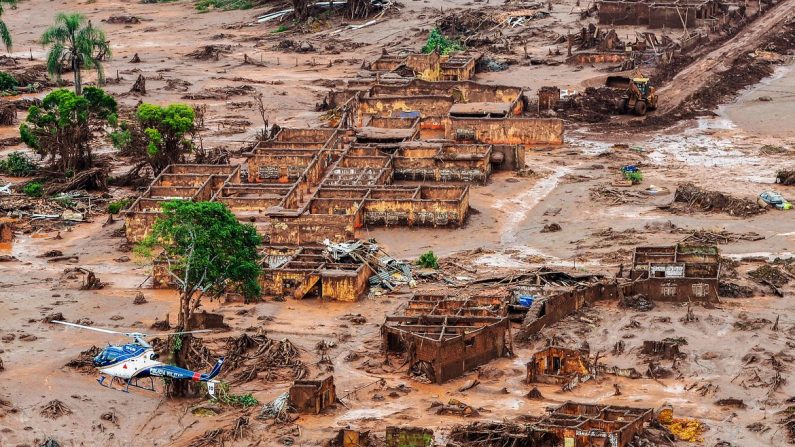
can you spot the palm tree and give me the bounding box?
[41,13,111,95]
[0,0,16,51]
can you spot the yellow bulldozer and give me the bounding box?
[606,72,658,116]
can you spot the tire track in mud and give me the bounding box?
[493,166,571,245]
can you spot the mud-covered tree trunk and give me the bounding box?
[346,0,372,19]
[170,290,197,397]
[169,334,195,397]
[72,56,82,96]
[293,0,311,21]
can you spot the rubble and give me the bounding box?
[181,85,256,100]
[40,400,72,419]
[673,183,766,216]
[185,44,232,60]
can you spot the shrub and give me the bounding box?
[421,28,464,55]
[0,72,18,91]
[417,250,439,269]
[108,199,132,214]
[195,0,253,11]
[621,166,643,184]
[23,181,43,197]
[0,151,37,176]
[222,393,259,408]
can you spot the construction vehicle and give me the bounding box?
[606,72,659,116]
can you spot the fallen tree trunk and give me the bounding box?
[44,168,107,195]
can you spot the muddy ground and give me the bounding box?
[0,0,794,446]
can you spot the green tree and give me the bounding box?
[139,200,262,328]
[137,200,261,396]
[0,0,16,51]
[112,103,196,174]
[41,13,111,95]
[19,87,117,172]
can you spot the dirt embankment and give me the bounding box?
[653,0,795,118]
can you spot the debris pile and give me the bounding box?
[39,400,72,419]
[589,185,647,205]
[620,294,654,311]
[258,392,292,423]
[447,421,542,446]
[323,239,413,291]
[182,85,256,100]
[748,265,791,286]
[64,345,101,374]
[104,16,141,24]
[433,398,479,417]
[186,333,308,384]
[719,282,754,298]
[776,170,795,185]
[672,183,766,217]
[185,44,232,60]
[678,229,763,245]
[558,87,624,123]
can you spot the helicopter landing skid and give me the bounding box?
[97,375,157,393]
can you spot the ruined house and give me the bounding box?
[598,0,722,28]
[534,401,653,447]
[259,245,373,301]
[368,51,478,81]
[397,292,507,317]
[526,346,590,384]
[629,244,720,302]
[381,315,510,383]
[289,376,336,414]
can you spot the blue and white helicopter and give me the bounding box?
[53,321,225,397]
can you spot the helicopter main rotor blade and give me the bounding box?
[143,330,215,337]
[50,320,124,335]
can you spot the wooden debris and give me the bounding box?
[130,74,146,95]
[40,400,72,419]
[673,183,766,217]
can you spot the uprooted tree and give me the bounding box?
[137,201,261,396]
[19,87,117,174]
[112,103,196,175]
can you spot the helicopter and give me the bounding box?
[52,321,225,397]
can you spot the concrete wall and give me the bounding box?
[598,1,651,25]
[321,266,372,302]
[435,322,508,383]
[357,96,455,126]
[649,5,698,28]
[523,281,623,336]
[125,211,160,243]
[446,117,564,146]
[569,52,629,65]
[632,276,719,302]
[269,213,356,245]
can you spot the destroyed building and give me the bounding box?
[598,0,723,28]
[126,50,567,302]
[289,376,336,414]
[259,240,411,301]
[534,402,654,447]
[381,315,510,383]
[630,244,720,302]
[526,346,590,385]
[519,246,721,337]
[396,292,507,318]
[368,51,478,82]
